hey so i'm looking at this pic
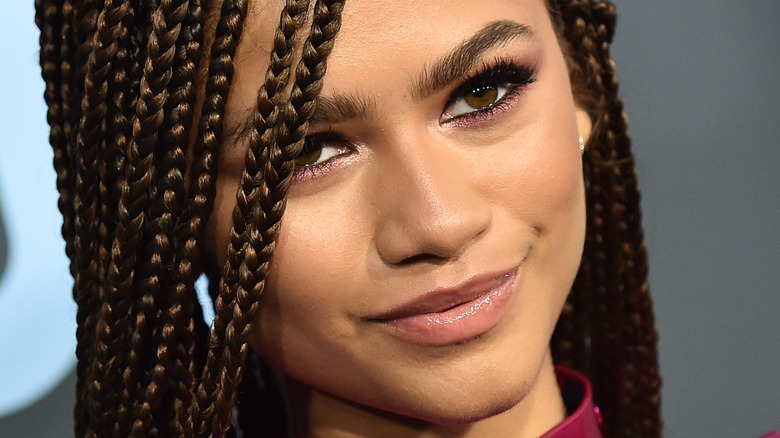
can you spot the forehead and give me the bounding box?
[335,0,549,44]
[228,0,559,123]
[332,0,554,92]
[335,0,550,59]
[238,0,553,64]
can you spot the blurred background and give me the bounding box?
[1,1,778,436]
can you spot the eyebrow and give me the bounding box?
[413,20,534,100]
[309,91,376,125]
[227,19,534,138]
[309,20,533,126]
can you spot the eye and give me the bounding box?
[295,133,349,168]
[291,132,354,181]
[441,60,536,124]
[444,83,511,119]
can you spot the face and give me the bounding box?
[207,0,591,429]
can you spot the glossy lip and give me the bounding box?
[369,267,520,347]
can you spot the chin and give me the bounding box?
[420,396,524,426]
[375,374,533,427]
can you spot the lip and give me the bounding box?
[369,268,519,347]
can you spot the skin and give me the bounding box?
[206,0,593,436]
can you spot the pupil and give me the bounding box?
[295,140,322,166]
[473,86,491,97]
[465,85,498,109]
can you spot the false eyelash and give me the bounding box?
[292,131,353,181]
[291,58,538,181]
[443,57,537,125]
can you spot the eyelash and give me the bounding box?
[441,58,537,125]
[292,57,537,181]
[292,131,349,181]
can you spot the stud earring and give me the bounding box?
[578,136,585,154]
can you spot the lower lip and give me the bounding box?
[379,271,518,347]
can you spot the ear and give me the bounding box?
[575,107,592,145]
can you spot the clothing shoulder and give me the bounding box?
[540,366,603,438]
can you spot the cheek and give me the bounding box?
[480,105,585,235]
[480,90,587,319]
[472,44,585,233]
[247,195,368,363]
[513,117,587,273]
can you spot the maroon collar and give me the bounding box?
[539,366,603,438]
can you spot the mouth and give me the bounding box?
[369,268,519,347]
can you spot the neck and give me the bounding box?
[284,352,566,438]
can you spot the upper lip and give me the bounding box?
[368,268,518,321]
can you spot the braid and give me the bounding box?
[38,0,659,435]
[193,0,324,433]
[36,0,72,256]
[155,0,206,431]
[62,5,98,434]
[185,0,249,434]
[231,0,346,434]
[221,0,312,434]
[591,6,661,431]
[67,1,109,436]
[98,1,197,435]
[73,2,135,435]
[126,0,199,434]
[34,2,92,435]
[549,1,661,437]
[594,4,661,432]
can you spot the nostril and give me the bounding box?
[396,252,448,267]
[374,199,492,266]
[371,140,494,267]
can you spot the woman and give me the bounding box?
[35,0,661,436]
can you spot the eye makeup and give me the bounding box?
[291,57,538,182]
[440,57,537,126]
[292,132,356,182]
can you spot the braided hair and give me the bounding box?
[547,2,662,436]
[36,0,661,436]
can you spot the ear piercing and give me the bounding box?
[578,136,585,154]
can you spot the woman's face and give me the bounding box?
[208,0,591,428]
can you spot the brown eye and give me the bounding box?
[294,133,349,170]
[442,82,511,122]
[295,148,323,167]
[464,85,499,110]
[440,61,537,124]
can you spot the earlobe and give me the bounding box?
[575,108,593,147]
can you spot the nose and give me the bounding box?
[371,133,492,266]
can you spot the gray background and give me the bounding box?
[611,2,780,436]
[1,1,778,436]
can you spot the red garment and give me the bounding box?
[540,366,603,438]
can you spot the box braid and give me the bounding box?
[36,0,659,436]
[181,1,248,433]
[548,1,662,437]
[123,0,203,434]
[195,1,343,434]
[64,0,108,436]
[77,0,134,435]
[35,1,92,434]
